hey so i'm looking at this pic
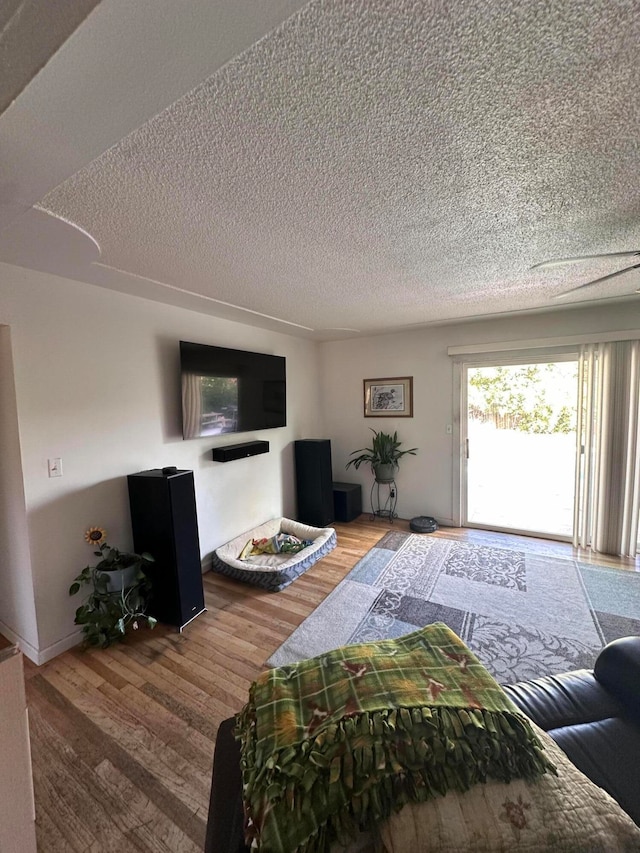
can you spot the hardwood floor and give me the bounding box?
[19,518,639,850]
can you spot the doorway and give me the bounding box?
[462,356,579,539]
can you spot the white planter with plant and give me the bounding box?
[69,527,157,648]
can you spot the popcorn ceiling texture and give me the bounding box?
[39,0,640,334]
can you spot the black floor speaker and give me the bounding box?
[128,468,206,630]
[294,439,334,527]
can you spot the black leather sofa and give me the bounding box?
[205,636,640,852]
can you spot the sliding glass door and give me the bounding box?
[462,355,579,539]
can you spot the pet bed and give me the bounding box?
[211,517,337,591]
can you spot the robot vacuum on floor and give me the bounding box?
[409,515,439,533]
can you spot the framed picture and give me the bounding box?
[363,377,413,417]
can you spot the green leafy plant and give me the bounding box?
[345,429,417,478]
[69,529,157,648]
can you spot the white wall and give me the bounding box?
[0,326,39,657]
[0,262,322,662]
[321,302,640,524]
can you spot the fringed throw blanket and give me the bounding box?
[235,623,555,853]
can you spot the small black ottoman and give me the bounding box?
[332,482,362,522]
[410,515,438,533]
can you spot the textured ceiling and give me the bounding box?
[18,0,640,335]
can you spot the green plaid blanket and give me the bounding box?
[236,623,554,853]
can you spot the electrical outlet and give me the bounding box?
[48,457,63,478]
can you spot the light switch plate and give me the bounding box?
[48,458,63,477]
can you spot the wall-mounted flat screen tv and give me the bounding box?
[180,341,286,439]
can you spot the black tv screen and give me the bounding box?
[180,341,286,439]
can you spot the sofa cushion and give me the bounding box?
[503,669,623,732]
[548,718,640,827]
[594,636,640,721]
[504,662,640,826]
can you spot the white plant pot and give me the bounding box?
[374,463,396,483]
[100,565,137,592]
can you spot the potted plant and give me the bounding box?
[69,527,157,648]
[345,429,417,483]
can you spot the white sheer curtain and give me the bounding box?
[574,340,640,556]
[181,372,203,439]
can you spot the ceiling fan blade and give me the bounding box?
[553,262,640,299]
[532,251,640,270]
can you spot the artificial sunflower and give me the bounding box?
[84,526,107,546]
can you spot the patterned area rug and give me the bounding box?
[268,531,640,683]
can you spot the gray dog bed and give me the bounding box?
[211,517,337,591]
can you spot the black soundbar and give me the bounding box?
[211,440,270,463]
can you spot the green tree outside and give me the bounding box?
[468,363,577,435]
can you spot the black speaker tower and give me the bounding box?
[294,439,334,527]
[128,468,206,630]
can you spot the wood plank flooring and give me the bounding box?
[18,519,639,850]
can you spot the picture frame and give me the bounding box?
[363,377,413,417]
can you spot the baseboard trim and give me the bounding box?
[0,620,83,666]
[0,619,40,664]
[35,630,83,665]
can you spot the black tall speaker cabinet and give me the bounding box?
[128,468,206,631]
[294,439,334,527]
